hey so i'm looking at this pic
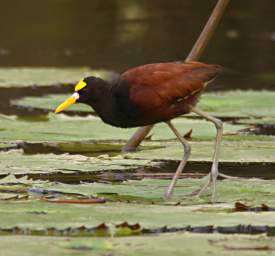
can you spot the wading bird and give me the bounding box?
[55,61,224,202]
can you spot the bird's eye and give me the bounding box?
[77,86,90,96]
[77,87,87,95]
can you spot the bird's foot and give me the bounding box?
[164,170,240,202]
[218,172,239,180]
[190,171,240,203]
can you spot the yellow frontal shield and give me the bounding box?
[75,79,87,91]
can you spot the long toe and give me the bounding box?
[184,174,211,197]
[218,172,240,179]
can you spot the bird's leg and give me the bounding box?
[165,121,191,199]
[191,107,224,202]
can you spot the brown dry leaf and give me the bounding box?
[183,129,193,139]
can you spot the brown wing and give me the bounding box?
[121,61,221,101]
[120,61,222,123]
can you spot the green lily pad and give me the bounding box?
[238,117,275,125]
[0,150,154,175]
[0,142,16,150]
[12,94,92,113]
[0,138,275,179]
[13,90,275,118]
[0,174,44,185]
[126,140,275,162]
[0,113,245,143]
[3,178,275,229]
[198,90,275,118]
[42,178,275,207]
[20,141,125,155]
[0,234,274,256]
[0,68,111,88]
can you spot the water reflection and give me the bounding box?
[0,0,275,90]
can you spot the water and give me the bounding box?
[1,0,275,90]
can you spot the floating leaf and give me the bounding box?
[115,222,142,236]
[198,90,275,118]
[234,202,275,212]
[43,198,106,204]
[0,68,112,88]
[0,150,155,175]
[14,90,275,119]
[0,113,246,143]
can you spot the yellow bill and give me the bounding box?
[55,92,79,113]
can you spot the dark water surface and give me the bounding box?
[1,0,275,90]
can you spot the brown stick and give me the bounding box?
[123,0,230,152]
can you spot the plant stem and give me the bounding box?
[123,0,230,152]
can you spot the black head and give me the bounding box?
[77,76,112,104]
[55,76,111,113]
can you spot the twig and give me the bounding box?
[123,0,230,152]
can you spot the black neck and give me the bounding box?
[78,77,115,119]
[77,76,142,128]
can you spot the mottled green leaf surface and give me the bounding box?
[238,117,275,125]
[13,90,275,118]
[198,90,275,118]
[2,178,275,229]
[0,142,15,149]
[127,140,275,162]
[1,85,275,254]
[1,234,275,256]
[37,178,275,207]
[0,113,245,142]
[0,150,154,175]
[0,139,274,176]
[0,68,111,87]
[13,94,92,113]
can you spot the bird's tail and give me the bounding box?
[186,61,223,85]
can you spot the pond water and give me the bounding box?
[0,0,275,90]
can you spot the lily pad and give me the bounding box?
[3,178,275,229]
[43,178,275,207]
[238,117,275,125]
[0,234,275,256]
[20,141,124,155]
[198,90,275,118]
[127,140,275,162]
[0,68,112,88]
[0,113,245,143]
[0,150,154,175]
[12,94,92,113]
[13,90,275,118]
[0,142,16,150]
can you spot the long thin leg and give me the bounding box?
[191,107,223,202]
[165,121,191,199]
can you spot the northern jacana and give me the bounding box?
[55,61,224,202]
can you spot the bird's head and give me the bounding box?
[55,76,97,113]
